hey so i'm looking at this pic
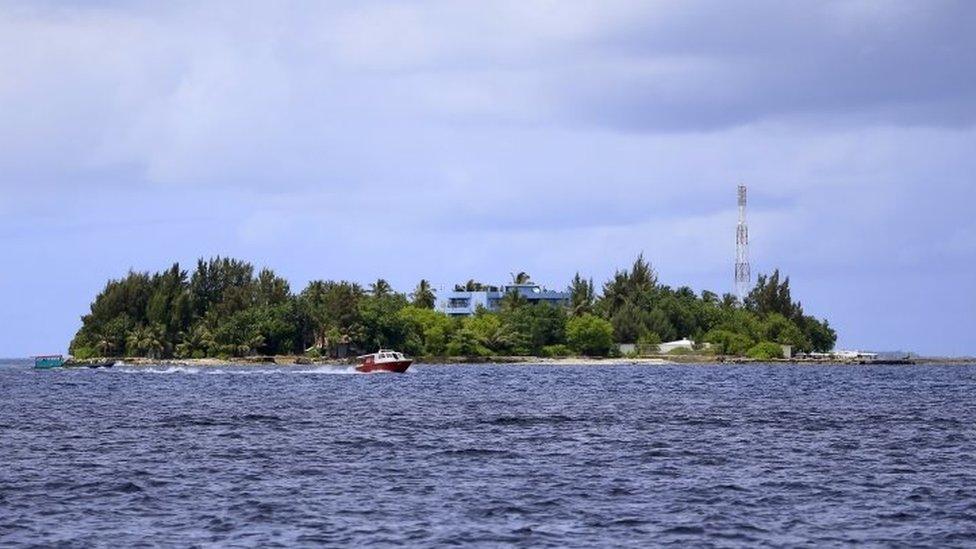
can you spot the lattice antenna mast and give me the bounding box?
[735,184,750,302]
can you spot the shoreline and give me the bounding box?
[63,355,976,368]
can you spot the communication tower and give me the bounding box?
[735,184,750,301]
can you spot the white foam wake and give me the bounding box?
[114,364,361,375]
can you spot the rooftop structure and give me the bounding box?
[437,283,570,316]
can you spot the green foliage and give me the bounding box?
[410,279,436,309]
[300,280,364,355]
[176,324,215,359]
[746,270,798,318]
[703,329,755,356]
[761,313,809,349]
[72,346,97,360]
[637,332,661,355]
[446,327,490,357]
[369,279,392,298]
[455,280,496,292]
[70,255,838,361]
[126,324,166,358]
[359,293,410,351]
[541,344,573,357]
[667,347,695,356]
[568,273,595,316]
[744,270,836,352]
[464,312,514,354]
[398,305,454,356]
[500,302,566,355]
[747,341,785,360]
[566,314,614,356]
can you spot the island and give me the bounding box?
[67,255,838,365]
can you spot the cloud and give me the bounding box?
[4,1,973,188]
[0,1,974,355]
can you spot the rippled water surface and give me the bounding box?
[2,360,976,547]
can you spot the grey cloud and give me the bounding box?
[550,1,976,131]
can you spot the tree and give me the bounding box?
[176,324,216,359]
[411,279,436,309]
[126,324,166,358]
[568,273,595,316]
[255,268,291,307]
[566,314,614,356]
[721,293,739,309]
[798,315,837,353]
[761,313,809,351]
[213,310,267,357]
[446,328,489,357]
[703,329,754,356]
[465,312,514,354]
[746,269,800,319]
[628,254,658,296]
[456,279,496,292]
[511,271,532,285]
[596,254,661,341]
[190,257,255,318]
[610,302,647,344]
[747,341,785,360]
[398,306,454,356]
[499,287,527,311]
[501,302,566,355]
[300,280,364,351]
[359,292,410,351]
[68,255,841,361]
[369,279,392,298]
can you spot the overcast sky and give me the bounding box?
[2,1,974,357]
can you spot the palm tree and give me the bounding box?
[369,279,392,297]
[463,279,485,292]
[477,322,514,352]
[126,325,165,359]
[176,325,215,358]
[511,271,532,285]
[94,334,117,357]
[500,287,527,311]
[238,333,266,357]
[411,279,436,309]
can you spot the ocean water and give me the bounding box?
[2,360,976,547]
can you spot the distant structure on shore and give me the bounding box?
[735,184,751,301]
[437,283,569,316]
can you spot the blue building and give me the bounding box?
[437,283,570,316]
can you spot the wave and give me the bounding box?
[116,366,201,374]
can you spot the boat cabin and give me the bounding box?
[359,350,406,363]
[34,355,64,369]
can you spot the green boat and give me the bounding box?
[34,355,64,369]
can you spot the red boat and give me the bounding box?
[356,350,413,373]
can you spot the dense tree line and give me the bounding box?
[70,255,835,359]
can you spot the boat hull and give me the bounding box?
[356,359,412,373]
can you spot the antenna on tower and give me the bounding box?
[735,184,750,302]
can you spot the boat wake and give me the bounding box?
[114,365,361,375]
[116,366,202,375]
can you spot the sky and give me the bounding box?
[1,0,974,357]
